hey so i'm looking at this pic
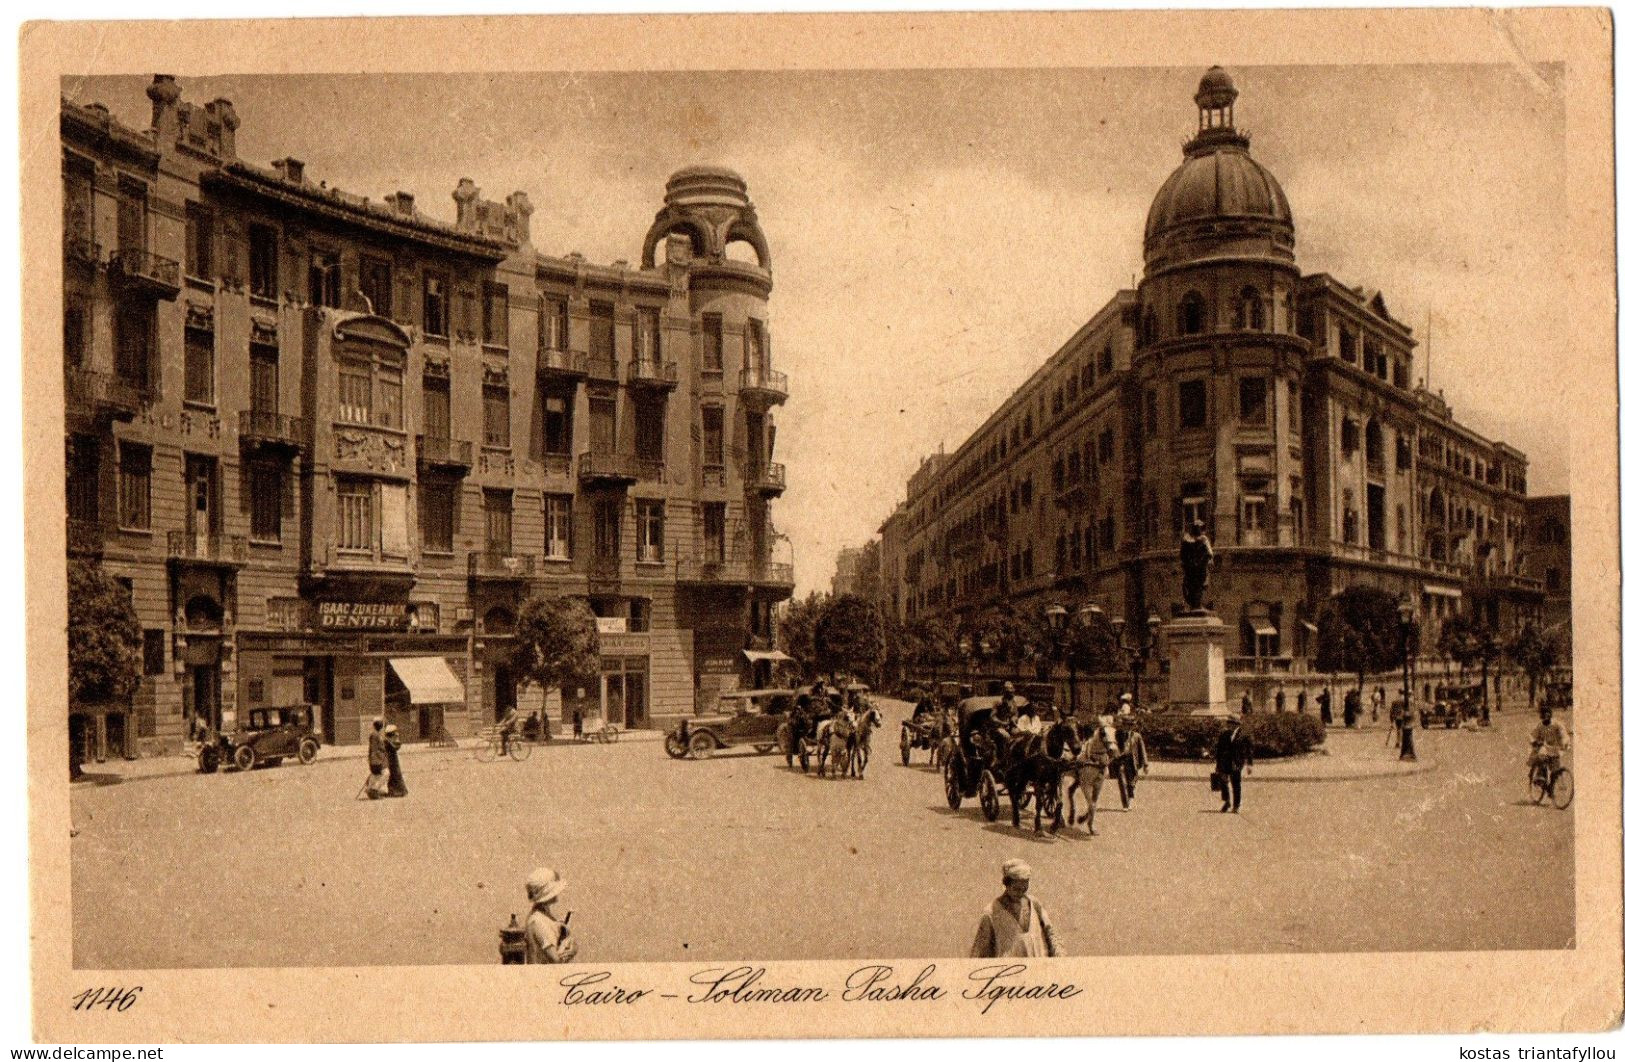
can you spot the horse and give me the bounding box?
[819,710,857,778]
[1000,722,1081,835]
[1063,723,1111,835]
[850,705,884,778]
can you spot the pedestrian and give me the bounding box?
[523,867,577,964]
[1371,687,1386,729]
[1072,721,1112,834]
[1275,688,1286,714]
[1317,686,1333,726]
[572,708,583,740]
[970,859,1062,958]
[1112,712,1149,809]
[1397,694,1418,762]
[1213,713,1254,813]
[1343,688,1360,729]
[1240,691,1254,716]
[365,717,388,800]
[383,724,408,798]
[1296,688,1307,714]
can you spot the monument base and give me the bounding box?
[1163,610,1229,715]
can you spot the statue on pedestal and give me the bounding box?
[1179,519,1214,613]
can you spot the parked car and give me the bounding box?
[664,688,797,760]
[1421,684,1480,728]
[199,705,321,772]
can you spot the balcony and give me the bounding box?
[627,359,679,392]
[586,355,618,383]
[64,235,100,271]
[1477,572,1545,597]
[108,248,182,300]
[467,551,536,581]
[416,434,474,475]
[167,531,248,567]
[585,556,622,591]
[538,349,589,381]
[65,367,144,424]
[240,410,305,455]
[577,451,640,489]
[738,366,789,407]
[743,461,787,498]
[675,557,795,594]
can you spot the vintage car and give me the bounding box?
[1421,684,1480,729]
[664,688,796,760]
[198,705,321,772]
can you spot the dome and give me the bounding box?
[1143,145,1292,245]
[1197,66,1235,100]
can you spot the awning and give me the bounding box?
[1299,621,1319,633]
[1250,624,1278,637]
[742,649,793,664]
[1422,583,1463,599]
[387,657,465,705]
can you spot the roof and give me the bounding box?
[1145,144,1293,245]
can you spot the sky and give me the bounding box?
[68,65,1571,597]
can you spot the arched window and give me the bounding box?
[1234,286,1264,330]
[1178,292,1206,336]
[1365,419,1385,467]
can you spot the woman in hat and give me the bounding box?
[383,724,408,798]
[524,867,577,964]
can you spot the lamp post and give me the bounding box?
[1044,604,1072,713]
[958,635,972,691]
[1397,598,1417,715]
[1112,613,1162,709]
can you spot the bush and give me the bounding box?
[1137,712,1325,761]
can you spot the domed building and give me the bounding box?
[875,68,1545,706]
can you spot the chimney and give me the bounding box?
[386,191,415,216]
[146,75,181,141]
[271,157,305,185]
[205,98,239,159]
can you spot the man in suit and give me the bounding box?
[1214,713,1254,813]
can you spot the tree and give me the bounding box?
[1314,585,1406,701]
[908,615,957,687]
[1508,622,1560,708]
[511,595,601,718]
[67,558,142,708]
[814,594,887,683]
[776,592,829,682]
[1439,612,1499,719]
[1437,613,1475,682]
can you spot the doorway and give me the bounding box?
[492,663,518,722]
[599,657,649,728]
[190,664,220,733]
[304,657,335,743]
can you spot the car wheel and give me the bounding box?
[233,745,257,772]
[689,731,718,760]
[297,739,319,765]
[664,733,688,759]
[197,746,220,774]
[1420,718,1429,729]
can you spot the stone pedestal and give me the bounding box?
[1164,611,1229,715]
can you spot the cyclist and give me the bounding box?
[497,706,522,756]
[1527,705,1569,782]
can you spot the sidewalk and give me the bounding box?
[71,726,666,788]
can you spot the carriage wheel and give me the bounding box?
[978,770,1000,822]
[900,736,911,766]
[1018,787,1033,810]
[944,760,962,810]
[1550,768,1574,809]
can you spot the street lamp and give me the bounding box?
[958,635,972,690]
[1044,604,1073,713]
[1113,614,1162,709]
[1397,598,1417,715]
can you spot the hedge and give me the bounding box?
[1135,712,1325,761]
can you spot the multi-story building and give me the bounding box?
[1524,495,1572,660]
[63,76,794,759]
[874,67,1546,680]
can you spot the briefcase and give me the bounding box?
[1209,771,1224,792]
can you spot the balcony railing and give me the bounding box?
[738,366,789,405]
[65,368,144,421]
[586,355,618,382]
[541,453,572,478]
[1478,572,1544,595]
[743,462,787,497]
[577,451,640,488]
[166,531,249,566]
[538,349,589,379]
[108,248,182,299]
[675,557,795,589]
[240,410,305,453]
[416,434,474,473]
[628,359,680,390]
[467,551,536,579]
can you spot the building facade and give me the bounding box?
[1524,494,1573,661]
[63,77,794,759]
[874,68,1546,682]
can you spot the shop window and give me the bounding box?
[543,393,572,456]
[249,462,282,542]
[185,202,214,280]
[117,442,151,530]
[422,271,449,337]
[184,327,215,406]
[1178,379,1207,430]
[544,494,573,560]
[1239,376,1268,426]
[420,481,454,554]
[359,255,393,318]
[308,249,341,309]
[635,500,665,563]
[142,629,166,676]
[248,223,279,300]
[483,384,510,449]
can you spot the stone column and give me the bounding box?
[1163,611,1229,714]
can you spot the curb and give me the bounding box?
[1143,757,1438,783]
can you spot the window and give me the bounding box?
[542,295,570,351]
[1143,387,1159,437]
[184,328,214,406]
[117,442,150,530]
[64,301,87,367]
[1021,478,1033,510]
[1235,287,1265,330]
[1141,307,1159,346]
[1287,380,1300,434]
[185,202,214,279]
[634,397,665,462]
[1239,376,1268,426]
[703,503,727,563]
[359,256,393,318]
[338,360,371,424]
[1297,304,1317,340]
[420,481,454,554]
[422,271,449,337]
[1365,420,1385,467]
[1101,510,1116,552]
[142,629,165,677]
[116,177,147,254]
[64,157,94,248]
[249,462,282,542]
[702,405,725,466]
[1180,484,1208,532]
[1241,495,1267,543]
[635,307,661,362]
[1546,567,1562,593]
[593,499,621,561]
[1097,345,1113,376]
[249,224,279,300]
[308,249,341,308]
[745,319,766,371]
[629,598,651,633]
[337,479,373,551]
[114,302,154,391]
[1178,292,1206,335]
[542,393,572,456]
[1178,379,1207,429]
[483,384,510,448]
[636,500,665,563]
[1341,417,1360,455]
[589,301,615,361]
[484,490,513,553]
[250,346,279,415]
[702,314,724,371]
[1341,490,1358,544]
[544,494,573,560]
[482,283,509,347]
[1394,357,1411,390]
[422,375,451,440]
[67,436,98,524]
[1339,326,1357,364]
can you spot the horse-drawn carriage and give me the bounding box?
[775,684,884,778]
[941,698,1085,834]
[899,702,949,766]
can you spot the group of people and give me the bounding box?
[364,717,407,799]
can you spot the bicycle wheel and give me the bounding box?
[1527,768,1546,805]
[508,739,533,762]
[1550,768,1573,809]
[604,725,620,744]
[474,738,498,763]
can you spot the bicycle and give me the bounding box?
[474,726,533,763]
[580,722,620,744]
[1527,751,1573,809]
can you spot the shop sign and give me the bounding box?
[701,655,736,673]
[596,617,628,634]
[599,632,647,655]
[318,601,410,630]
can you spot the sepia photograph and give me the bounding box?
[21,9,1622,1043]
